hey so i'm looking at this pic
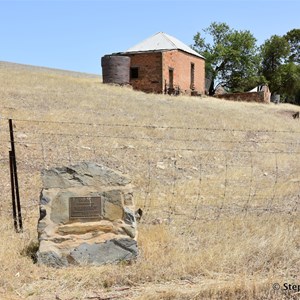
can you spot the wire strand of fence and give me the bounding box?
[4,203,296,224]
[1,200,296,213]
[2,116,300,134]
[4,132,300,147]
[2,140,300,155]
[1,149,300,169]
[1,117,299,228]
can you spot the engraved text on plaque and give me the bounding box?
[69,197,102,221]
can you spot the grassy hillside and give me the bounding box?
[0,61,299,300]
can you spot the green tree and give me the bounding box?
[193,22,260,95]
[284,28,300,64]
[260,32,300,104]
[260,35,290,93]
[279,62,300,104]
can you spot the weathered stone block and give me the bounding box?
[69,239,138,265]
[37,162,138,267]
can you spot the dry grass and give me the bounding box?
[0,61,300,299]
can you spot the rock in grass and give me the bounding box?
[37,162,138,267]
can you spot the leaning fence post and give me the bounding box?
[9,119,23,232]
[9,151,18,232]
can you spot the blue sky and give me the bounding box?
[1,0,299,74]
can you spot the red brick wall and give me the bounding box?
[214,90,271,103]
[125,50,205,95]
[127,52,163,93]
[162,50,205,95]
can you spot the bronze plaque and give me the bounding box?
[69,197,102,221]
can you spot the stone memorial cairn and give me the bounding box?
[37,162,138,267]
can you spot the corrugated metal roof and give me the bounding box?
[124,32,205,59]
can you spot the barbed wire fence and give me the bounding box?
[0,117,299,231]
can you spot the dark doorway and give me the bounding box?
[169,68,174,93]
[190,63,195,90]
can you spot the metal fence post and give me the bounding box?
[8,119,23,232]
[9,151,18,232]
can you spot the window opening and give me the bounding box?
[130,67,139,79]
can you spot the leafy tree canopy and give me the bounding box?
[260,35,290,93]
[193,22,260,95]
[284,28,300,64]
[260,33,300,103]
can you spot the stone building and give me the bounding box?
[101,32,205,96]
